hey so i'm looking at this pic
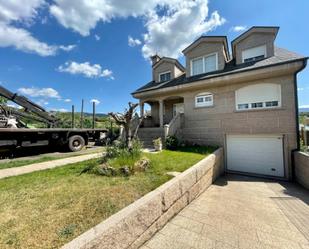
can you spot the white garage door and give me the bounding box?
[226,135,284,177]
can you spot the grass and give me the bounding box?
[0,146,215,249]
[0,147,105,170]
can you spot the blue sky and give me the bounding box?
[0,0,308,114]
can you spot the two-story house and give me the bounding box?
[132,26,307,180]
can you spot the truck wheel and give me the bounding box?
[68,135,85,152]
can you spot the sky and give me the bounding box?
[0,0,308,114]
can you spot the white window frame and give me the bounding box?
[195,92,214,108]
[190,52,218,76]
[158,71,171,82]
[235,83,281,111]
[242,44,267,63]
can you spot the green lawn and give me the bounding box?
[0,146,215,249]
[0,147,105,170]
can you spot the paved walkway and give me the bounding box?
[141,175,309,249]
[0,152,102,179]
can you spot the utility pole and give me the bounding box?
[80,99,84,128]
[92,101,95,129]
[71,105,75,128]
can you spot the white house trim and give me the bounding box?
[235,83,281,111]
[190,52,218,76]
[158,71,171,82]
[242,44,267,63]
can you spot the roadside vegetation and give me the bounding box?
[0,145,214,249]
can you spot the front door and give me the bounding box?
[173,103,184,117]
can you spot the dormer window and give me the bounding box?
[159,71,171,82]
[190,53,218,76]
[242,45,267,63]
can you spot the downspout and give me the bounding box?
[291,58,308,180]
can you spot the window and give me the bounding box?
[191,53,218,76]
[159,71,171,82]
[235,84,281,111]
[242,45,266,63]
[192,58,204,75]
[195,92,213,107]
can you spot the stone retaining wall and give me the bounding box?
[62,148,224,249]
[294,151,309,190]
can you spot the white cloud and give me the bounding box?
[59,44,76,51]
[230,25,247,32]
[0,1,76,56]
[95,34,100,41]
[57,61,114,79]
[50,108,68,112]
[0,0,44,24]
[18,87,61,99]
[36,99,49,106]
[128,36,141,47]
[142,3,226,58]
[64,98,71,102]
[49,0,225,58]
[298,87,304,91]
[0,23,58,56]
[299,105,309,108]
[90,99,100,105]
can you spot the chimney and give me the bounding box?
[150,54,160,66]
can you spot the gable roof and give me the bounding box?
[182,36,230,60]
[231,26,279,57]
[132,47,307,95]
[153,57,185,72]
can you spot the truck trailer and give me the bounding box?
[0,86,107,155]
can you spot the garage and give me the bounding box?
[226,135,284,177]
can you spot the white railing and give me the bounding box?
[164,113,183,138]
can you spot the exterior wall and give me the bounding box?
[174,66,184,78]
[294,151,309,189]
[62,148,224,249]
[235,33,275,64]
[163,98,183,124]
[179,74,297,179]
[150,102,160,126]
[153,61,182,82]
[185,42,226,76]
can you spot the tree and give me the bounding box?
[0,96,7,105]
[108,102,143,149]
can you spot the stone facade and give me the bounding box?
[184,42,226,76]
[153,60,183,82]
[179,75,297,179]
[234,32,276,64]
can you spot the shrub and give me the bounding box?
[82,139,144,176]
[165,135,179,150]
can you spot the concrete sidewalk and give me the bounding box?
[141,175,309,249]
[0,152,102,179]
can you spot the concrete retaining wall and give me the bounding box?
[62,148,224,249]
[294,151,309,190]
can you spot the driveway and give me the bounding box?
[141,174,309,249]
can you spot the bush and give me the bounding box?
[81,139,145,176]
[165,135,179,150]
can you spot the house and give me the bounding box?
[132,26,308,180]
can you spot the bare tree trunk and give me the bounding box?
[108,102,139,148]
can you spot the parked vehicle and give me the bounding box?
[0,86,107,155]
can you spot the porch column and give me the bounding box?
[159,99,164,127]
[140,101,144,117]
